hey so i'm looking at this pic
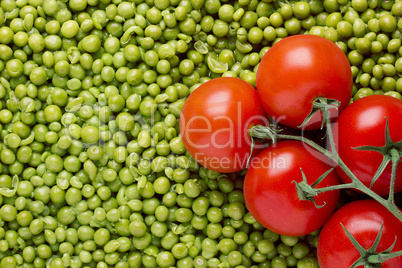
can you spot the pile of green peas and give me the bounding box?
[0,0,401,267]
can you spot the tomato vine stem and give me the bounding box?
[249,115,402,223]
[388,149,400,205]
[248,100,402,266]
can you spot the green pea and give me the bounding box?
[379,13,397,32]
[355,37,372,54]
[297,256,319,268]
[348,50,364,66]
[175,208,193,223]
[354,87,374,101]
[281,235,299,247]
[271,256,287,267]
[139,98,157,116]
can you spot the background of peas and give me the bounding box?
[0,0,401,267]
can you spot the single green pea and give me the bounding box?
[297,256,319,268]
[354,87,374,101]
[281,235,299,247]
[348,50,364,66]
[379,13,397,33]
[384,91,402,99]
[355,37,372,54]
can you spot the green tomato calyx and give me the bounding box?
[342,222,402,268]
[353,117,402,198]
[299,97,341,129]
[293,167,334,209]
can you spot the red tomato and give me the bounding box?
[318,199,402,268]
[179,77,269,173]
[256,35,353,130]
[332,95,402,196]
[244,140,340,236]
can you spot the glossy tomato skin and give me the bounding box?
[318,199,402,268]
[179,77,269,173]
[332,95,402,196]
[244,140,340,236]
[256,35,353,130]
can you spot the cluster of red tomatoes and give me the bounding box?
[179,35,402,267]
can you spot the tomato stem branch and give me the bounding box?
[388,149,400,205]
[313,182,356,194]
[323,117,402,222]
[325,117,402,223]
[249,114,402,222]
